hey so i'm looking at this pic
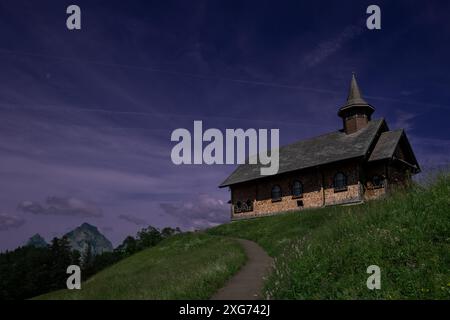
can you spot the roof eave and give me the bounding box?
[218,154,367,188]
[219,119,386,188]
[337,103,375,117]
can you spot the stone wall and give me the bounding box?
[321,161,362,206]
[363,162,387,201]
[228,158,414,220]
[230,160,364,219]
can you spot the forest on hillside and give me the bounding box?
[0,226,180,300]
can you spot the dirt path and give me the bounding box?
[211,238,273,300]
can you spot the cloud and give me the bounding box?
[118,214,148,226]
[399,89,422,97]
[410,136,450,170]
[0,214,25,231]
[393,110,417,131]
[160,194,229,229]
[303,25,364,67]
[18,196,103,218]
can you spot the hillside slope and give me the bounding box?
[36,233,245,300]
[209,175,450,299]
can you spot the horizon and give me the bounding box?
[1,0,450,251]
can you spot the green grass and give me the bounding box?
[208,175,450,299]
[35,233,245,300]
[36,175,450,300]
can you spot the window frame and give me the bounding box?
[246,199,253,211]
[234,199,254,214]
[234,201,242,214]
[291,180,303,199]
[333,172,348,192]
[271,185,282,202]
[372,175,383,189]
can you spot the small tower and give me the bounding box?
[338,73,375,134]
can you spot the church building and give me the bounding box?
[219,74,421,219]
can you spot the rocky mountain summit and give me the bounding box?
[26,234,48,248]
[64,223,113,255]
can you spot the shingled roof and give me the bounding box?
[219,118,386,187]
[368,129,420,173]
[368,129,403,162]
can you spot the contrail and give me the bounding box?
[0,47,449,111]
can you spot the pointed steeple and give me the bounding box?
[338,73,375,134]
[346,72,368,106]
[338,73,374,117]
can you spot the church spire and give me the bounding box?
[346,72,368,106]
[338,73,375,134]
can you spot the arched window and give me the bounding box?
[372,175,383,188]
[246,200,253,211]
[292,180,303,198]
[271,185,282,201]
[334,172,347,191]
[234,201,242,214]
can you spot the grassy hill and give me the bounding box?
[208,174,450,299]
[36,233,245,300]
[36,175,449,300]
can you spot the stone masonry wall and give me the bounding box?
[230,160,364,219]
[364,162,387,201]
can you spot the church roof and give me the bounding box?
[220,74,420,188]
[368,129,403,162]
[368,129,420,172]
[219,118,386,187]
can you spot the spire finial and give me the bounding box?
[338,73,375,118]
[338,74,376,133]
[347,72,366,104]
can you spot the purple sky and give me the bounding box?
[1,0,450,251]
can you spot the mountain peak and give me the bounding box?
[64,223,112,255]
[26,233,48,248]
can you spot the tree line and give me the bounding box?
[0,225,181,300]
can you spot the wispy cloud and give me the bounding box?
[411,136,450,170]
[18,197,103,218]
[393,110,418,131]
[303,25,365,67]
[0,214,25,231]
[160,194,229,230]
[118,214,148,226]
